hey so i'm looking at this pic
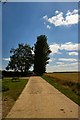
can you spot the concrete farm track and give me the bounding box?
[6,76,79,118]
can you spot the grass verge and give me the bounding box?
[42,75,80,106]
[2,77,28,118]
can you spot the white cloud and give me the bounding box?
[48,12,64,26]
[66,9,78,16]
[68,52,78,56]
[65,13,78,25]
[66,10,72,16]
[46,25,51,29]
[70,62,78,65]
[72,9,78,14]
[46,61,78,72]
[49,42,80,55]
[56,62,65,65]
[43,15,48,21]
[61,42,79,51]
[43,9,79,27]
[46,63,78,72]
[56,61,78,67]
[58,58,77,62]
[55,10,59,14]
[3,58,10,61]
[48,58,55,62]
[49,43,60,54]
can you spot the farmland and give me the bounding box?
[43,72,80,105]
[44,72,80,83]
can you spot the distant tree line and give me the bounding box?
[6,35,51,76]
[2,70,32,77]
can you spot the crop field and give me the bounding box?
[44,72,80,83]
[43,72,80,105]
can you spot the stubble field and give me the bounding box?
[44,72,80,83]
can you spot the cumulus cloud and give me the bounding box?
[48,12,64,26]
[58,58,77,62]
[55,10,59,14]
[49,42,80,54]
[46,62,78,72]
[46,25,51,29]
[3,58,10,61]
[68,52,78,56]
[43,9,79,26]
[49,43,60,54]
[56,62,78,67]
[61,42,79,51]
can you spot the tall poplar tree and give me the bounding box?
[34,35,51,76]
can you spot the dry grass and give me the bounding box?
[44,72,80,83]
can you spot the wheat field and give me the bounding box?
[44,72,80,83]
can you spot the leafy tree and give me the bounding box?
[34,35,51,76]
[6,44,33,72]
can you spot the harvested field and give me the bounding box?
[43,72,80,105]
[44,72,80,83]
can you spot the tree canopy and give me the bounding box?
[34,35,51,76]
[6,35,51,75]
[6,44,34,72]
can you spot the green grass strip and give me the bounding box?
[3,78,28,101]
[42,75,80,106]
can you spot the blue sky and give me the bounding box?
[2,2,79,72]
